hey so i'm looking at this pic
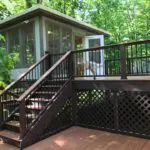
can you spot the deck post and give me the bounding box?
[45,51,50,71]
[120,44,127,79]
[69,52,74,78]
[0,101,3,124]
[113,91,119,130]
[72,91,77,125]
[20,100,27,140]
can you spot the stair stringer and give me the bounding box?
[20,79,73,148]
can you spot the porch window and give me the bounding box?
[62,29,72,52]
[8,29,20,53]
[5,21,35,68]
[45,20,72,54]
[0,33,6,48]
[22,22,35,67]
[46,22,60,54]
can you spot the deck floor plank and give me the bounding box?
[75,76,150,80]
[0,127,150,150]
[25,127,150,150]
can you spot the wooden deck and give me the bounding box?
[1,127,150,150]
[75,75,150,80]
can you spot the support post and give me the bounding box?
[45,51,51,71]
[113,91,119,130]
[72,91,77,125]
[120,44,127,79]
[69,52,74,78]
[0,101,3,125]
[20,100,27,140]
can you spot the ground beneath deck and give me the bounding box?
[0,127,150,150]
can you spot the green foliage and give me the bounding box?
[0,80,6,90]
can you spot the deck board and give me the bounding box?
[75,76,150,80]
[0,127,150,150]
[25,127,150,150]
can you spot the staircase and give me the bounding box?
[0,51,73,148]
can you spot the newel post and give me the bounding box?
[45,51,51,71]
[69,52,74,78]
[120,44,127,79]
[20,100,27,139]
[0,100,3,123]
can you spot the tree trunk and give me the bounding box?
[37,0,43,4]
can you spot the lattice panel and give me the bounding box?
[75,89,150,138]
[118,91,150,136]
[42,98,73,137]
[76,90,115,130]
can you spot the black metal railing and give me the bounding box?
[126,41,150,75]
[19,51,73,138]
[0,53,51,123]
[50,53,65,66]
[72,39,150,79]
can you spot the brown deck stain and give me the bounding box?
[0,127,150,150]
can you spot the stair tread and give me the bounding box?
[6,121,20,127]
[1,100,18,104]
[27,105,45,110]
[14,113,35,118]
[0,130,20,141]
[42,85,61,87]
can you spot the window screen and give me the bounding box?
[46,22,60,54]
[22,22,35,66]
[62,29,72,52]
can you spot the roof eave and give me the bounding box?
[0,5,111,36]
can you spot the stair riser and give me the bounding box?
[27,109,43,114]
[11,115,33,122]
[29,101,49,107]
[32,93,55,99]
[4,124,20,133]
[0,135,20,147]
[45,80,65,85]
[38,87,60,92]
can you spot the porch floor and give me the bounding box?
[1,127,150,150]
[75,75,150,80]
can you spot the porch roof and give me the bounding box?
[0,5,110,36]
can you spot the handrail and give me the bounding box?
[72,39,150,79]
[1,53,50,95]
[18,51,72,102]
[72,39,150,53]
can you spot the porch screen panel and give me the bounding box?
[46,21,60,54]
[8,29,20,53]
[0,33,6,48]
[22,22,35,67]
[8,28,21,67]
[61,29,72,53]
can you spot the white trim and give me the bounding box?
[42,16,47,52]
[35,17,41,61]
